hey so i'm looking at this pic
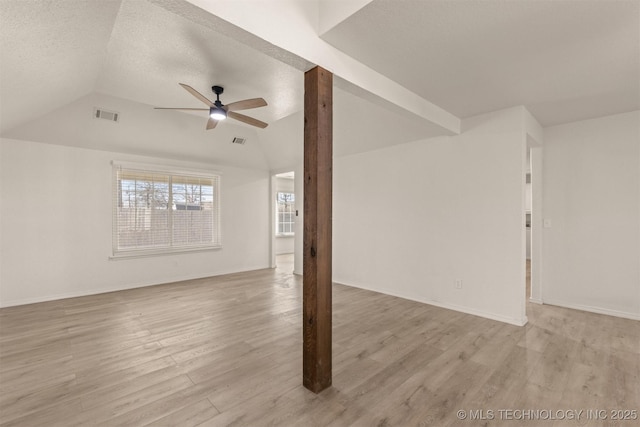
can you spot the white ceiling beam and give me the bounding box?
[181,0,461,135]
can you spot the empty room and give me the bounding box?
[0,0,638,426]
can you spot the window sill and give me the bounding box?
[110,245,222,260]
[276,234,295,238]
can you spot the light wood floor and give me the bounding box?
[1,255,638,426]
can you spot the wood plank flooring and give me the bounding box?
[1,255,638,426]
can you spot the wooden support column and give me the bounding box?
[303,66,333,393]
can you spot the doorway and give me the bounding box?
[526,158,532,300]
[527,145,543,306]
[272,171,295,272]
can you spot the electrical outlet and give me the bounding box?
[455,279,463,289]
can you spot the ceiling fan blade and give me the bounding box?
[179,83,214,107]
[206,117,218,130]
[224,98,267,112]
[228,111,268,129]
[154,107,209,111]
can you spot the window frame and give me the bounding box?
[275,191,295,237]
[111,161,222,259]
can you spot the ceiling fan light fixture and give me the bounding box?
[210,106,227,121]
[160,83,267,129]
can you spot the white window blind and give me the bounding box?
[112,163,221,256]
[276,192,295,235]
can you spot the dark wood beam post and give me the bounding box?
[303,66,333,393]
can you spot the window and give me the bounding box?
[276,192,295,235]
[112,163,220,257]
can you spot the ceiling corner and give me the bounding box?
[317,0,374,36]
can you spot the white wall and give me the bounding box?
[259,111,303,173]
[0,138,271,307]
[275,176,295,255]
[542,111,640,320]
[333,107,528,326]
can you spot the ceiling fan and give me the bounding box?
[154,83,268,129]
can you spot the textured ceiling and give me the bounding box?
[0,0,121,132]
[1,0,638,168]
[0,0,448,169]
[0,0,303,135]
[321,0,640,126]
[3,92,271,170]
[97,0,303,124]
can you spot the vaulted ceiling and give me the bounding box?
[321,0,639,127]
[1,0,638,170]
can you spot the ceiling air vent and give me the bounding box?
[231,136,247,145]
[94,108,119,123]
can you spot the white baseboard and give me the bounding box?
[528,297,543,305]
[0,265,270,308]
[423,298,528,327]
[541,298,639,321]
[333,279,528,327]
